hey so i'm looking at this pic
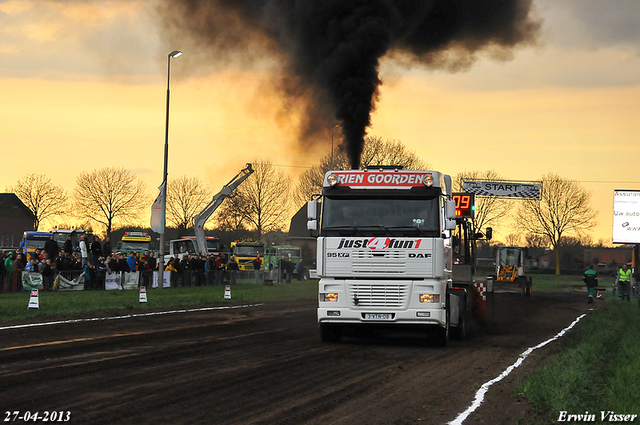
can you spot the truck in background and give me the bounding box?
[20,231,52,256]
[164,236,221,264]
[51,228,86,251]
[190,164,253,260]
[230,240,264,271]
[117,231,153,255]
[308,167,463,345]
[264,245,308,279]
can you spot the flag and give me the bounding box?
[150,182,166,233]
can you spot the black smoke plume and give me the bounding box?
[162,0,540,169]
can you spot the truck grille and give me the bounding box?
[348,283,408,308]
[350,250,406,274]
[351,250,405,259]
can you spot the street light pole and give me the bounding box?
[159,50,183,282]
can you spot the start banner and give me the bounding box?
[463,180,541,199]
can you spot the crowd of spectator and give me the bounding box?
[1,234,305,292]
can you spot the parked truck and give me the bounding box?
[307,167,464,345]
[230,241,264,271]
[264,245,308,279]
[117,232,153,255]
[159,164,254,268]
[163,236,221,265]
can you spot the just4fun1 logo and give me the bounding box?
[335,237,424,250]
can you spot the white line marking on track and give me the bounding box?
[0,304,263,331]
[448,313,587,425]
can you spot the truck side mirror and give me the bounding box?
[307,220,317,231]
[445,199,456,220]
[307,199,317,220]
[445,219,456,231]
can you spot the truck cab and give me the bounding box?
[309,168,461,345]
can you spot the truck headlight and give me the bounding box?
[320,293,339,302]
[419,294,440,303]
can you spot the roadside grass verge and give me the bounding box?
[0,281,318,324]
[517,300,640,424]
[531,274,585,293]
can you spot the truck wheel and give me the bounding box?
[320,324,343,343]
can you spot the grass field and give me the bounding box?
[0,281,318,324]
[517,298,640,424]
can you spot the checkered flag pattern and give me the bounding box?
[472,281,487,301]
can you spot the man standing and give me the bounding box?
[583,265,598,304]
[227,256,238,285]
[79,235,89,268]
[252,254,262,284]
[44,235,59,263]
[277,255,286,283]
[617,263,632,302]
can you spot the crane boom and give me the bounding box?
[193,163,254,255]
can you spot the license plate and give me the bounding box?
[364,313,392,320]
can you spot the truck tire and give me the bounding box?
[320,324,343,343]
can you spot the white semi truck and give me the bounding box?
[307,167,466,346]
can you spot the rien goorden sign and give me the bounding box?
[328,171,434,187]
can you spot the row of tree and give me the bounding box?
[6,136,600,273]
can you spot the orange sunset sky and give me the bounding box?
[0,0,638,243]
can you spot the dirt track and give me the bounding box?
[0,290,597,425]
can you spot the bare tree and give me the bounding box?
[72,167,148,237]
[505,233,522,246]
[230,161,291,238]
[166,175,212,234]
[453,170,512,238]
[214,192,250,232]
[295,136,431,206]
[6,174,67,231]
[515,173,597,274]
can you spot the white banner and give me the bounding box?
[22,272,44,291]
[105,272,122,290]
[55,272,86,291]
[613,190,640,244]
[150,182,165,233]
[122,272,140,290]
[152,271,171,288]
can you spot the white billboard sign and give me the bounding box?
[612,190,640,244]
[462,181,541,199]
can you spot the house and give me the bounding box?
[0,193,36,249]
[288,205,317,267]
[584,247,633,272]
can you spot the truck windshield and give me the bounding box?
[121,241,150,252]
[206,239,220,252]
[235,246,264,257]
[321,197,441,237]
[278,248,301,257]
